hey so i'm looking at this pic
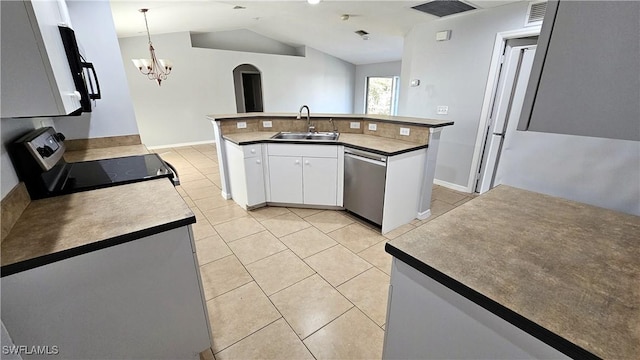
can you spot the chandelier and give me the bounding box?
[131,9,172,86]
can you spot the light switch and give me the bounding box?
[400,128,410,136]
[437,106,449,115]
[368,123,377,131]
[262,121,272,128]
[237,121,247,129]
[350,122,361,129]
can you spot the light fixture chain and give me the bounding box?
[142,10,152,45]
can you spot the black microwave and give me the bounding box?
[59,25,101,115]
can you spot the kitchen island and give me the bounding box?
[383,185,640,359]
[1,146,212,359]
[207,113,453,234]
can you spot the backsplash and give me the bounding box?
[218,117,430,144]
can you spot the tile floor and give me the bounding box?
[152,144,476,360]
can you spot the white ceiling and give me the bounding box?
[109,0,519,65]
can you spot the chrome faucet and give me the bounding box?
[297,105,314,132]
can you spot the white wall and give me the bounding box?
[353,61,401,114]
[191,30,302,57]
[53,0,139,140]
[399,2,530,189]
[496,131,640,216]
[118,32,355,147]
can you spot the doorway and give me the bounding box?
[475,37,538,193]
[233,64,264,113]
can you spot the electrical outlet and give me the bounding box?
[437,106,449,115]
[368,123,377,131]
[262,121,272,128]
[400,127,411,136]
[350,122,361,129]
[237,121,247,129]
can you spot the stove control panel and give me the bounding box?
[19,127,66,171]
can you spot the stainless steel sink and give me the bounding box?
[271,132,339,141]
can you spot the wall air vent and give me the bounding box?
[525,1,547,26]
[411,0,476,18]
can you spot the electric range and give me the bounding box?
[10,127,179,200]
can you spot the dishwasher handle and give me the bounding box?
[345,150,387,166]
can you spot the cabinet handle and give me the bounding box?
[251,149,256,153]
[295,160,300,164]
[256,160,261,164]
[305,160,310,165]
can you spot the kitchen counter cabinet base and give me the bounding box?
[383,258,569,360]
[224,140,266,209]
[1,226,211,360]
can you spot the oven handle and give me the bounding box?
[163,161,180,186]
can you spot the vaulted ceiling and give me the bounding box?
[110,1,519,65]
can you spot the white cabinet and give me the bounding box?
[303,157,338,206]
[384,258,568,359]
[266,144,341,206]
[268,156,304,204]
[1,0,81,118]
[1,226,212,359]
[224,140,266,209]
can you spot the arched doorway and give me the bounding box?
[233,64,264,113]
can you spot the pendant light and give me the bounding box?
[131,9,172,86]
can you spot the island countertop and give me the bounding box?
[222,131,428,156]
[207,113,453,128]
[385,185,640,359]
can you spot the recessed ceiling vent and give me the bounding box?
[412,0,476,18]
[355,30,370,40]
[525,1,547,26]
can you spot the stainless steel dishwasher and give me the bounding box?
[343,148,387,226]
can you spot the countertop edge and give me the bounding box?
[384,242,601,360]
[207,114,454,128]
[1,215,196,278]
[222,135,429,157]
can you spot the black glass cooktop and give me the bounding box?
[60,154,173,193]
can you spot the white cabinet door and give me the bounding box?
[245,157,266,206]
[1,0,81,118]
[268,156,303,204]
[303,157,338,206]
[1,226,211,359]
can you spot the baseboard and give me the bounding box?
[417,209,431,220]
[433,179,472,193]
[147,140,216,150]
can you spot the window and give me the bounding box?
[365,76,399,115]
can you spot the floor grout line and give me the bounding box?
[173,144,472,359]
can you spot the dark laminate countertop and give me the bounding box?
[386,185,640,359]
[222,132,428,156]
[207,113,453,128]
[1,179,194,277]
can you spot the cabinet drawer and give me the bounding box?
[268,144,337,158]
[243,144,262,158]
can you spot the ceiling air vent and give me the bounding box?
[412,0,476,18]
[525,1,547,26]
[355,30,370,40]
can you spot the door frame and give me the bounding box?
[466,27,541,193]
[476,43,537,193]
